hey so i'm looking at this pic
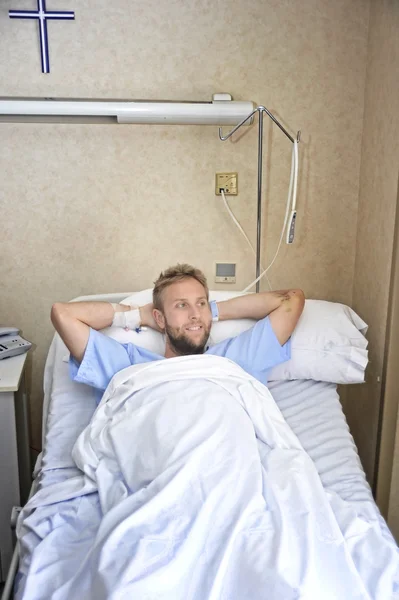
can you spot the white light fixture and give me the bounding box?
[0,94,255,125]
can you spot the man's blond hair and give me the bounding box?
[153,264,209,311]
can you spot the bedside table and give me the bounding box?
[0,353,32,582]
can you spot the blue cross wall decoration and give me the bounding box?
[9,0,75,74]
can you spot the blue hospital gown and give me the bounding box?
[70,317,291,403]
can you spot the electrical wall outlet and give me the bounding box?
[215,172,238,195]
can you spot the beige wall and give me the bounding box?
[345,0,399,490]
[0,0,370,453]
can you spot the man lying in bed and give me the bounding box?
[51,263,305,398]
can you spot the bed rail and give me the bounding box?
[2,542,19,600]
[2,480,38,600]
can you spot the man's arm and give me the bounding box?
[51,301,132,363]
[216,289,305,345]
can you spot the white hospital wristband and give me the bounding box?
[210,300,219,322]
[110,304,141,331]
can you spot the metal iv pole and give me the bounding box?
[219,106,301,292]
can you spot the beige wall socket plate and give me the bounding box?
[215,262,236,283]
[215,172,238,195]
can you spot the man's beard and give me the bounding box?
[164,320,211,356]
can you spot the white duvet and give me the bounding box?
[17,355,399,599]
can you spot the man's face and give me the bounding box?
[156,278,212,357]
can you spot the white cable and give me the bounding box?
[220,189,273,290]
[285,138,298,245]
[220,189,256,258]
[242,139,298,293]
[292,139,298,211]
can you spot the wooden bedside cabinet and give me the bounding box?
[0,353,32,582]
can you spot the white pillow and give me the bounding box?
[267,300,368,384]
[101,291,368,384]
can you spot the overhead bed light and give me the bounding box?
[0,93,255,125]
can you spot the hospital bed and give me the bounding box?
[3,291,399,599]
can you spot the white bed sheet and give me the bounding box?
[18,355,397,599]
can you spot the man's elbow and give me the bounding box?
[51,302,68,328]
[290,288,305,300]
[290,289,305,313]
